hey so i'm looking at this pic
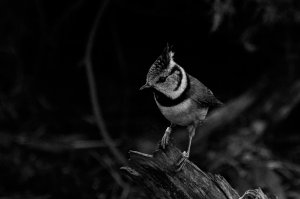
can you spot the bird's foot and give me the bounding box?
[161,127,172,149]
[175,151,189,172]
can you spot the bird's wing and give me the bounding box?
[188,74,223,108]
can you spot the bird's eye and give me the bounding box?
[157,76,167,83]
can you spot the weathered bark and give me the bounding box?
[121,143,270,199]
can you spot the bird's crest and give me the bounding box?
[146,44,175,82]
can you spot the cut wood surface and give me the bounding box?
[121,143,271,199]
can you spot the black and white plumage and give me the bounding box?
[140,44,222,171]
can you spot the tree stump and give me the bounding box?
[121,143,271,199]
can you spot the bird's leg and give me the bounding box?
[175,124,196,172]
[161,123,175,149]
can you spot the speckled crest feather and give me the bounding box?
[146,44,174,82]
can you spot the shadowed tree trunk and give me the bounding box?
[121,143,270,199]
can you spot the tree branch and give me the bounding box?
[121,143,271,199]
[83,0,126,165]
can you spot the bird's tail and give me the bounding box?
[214,99,223,107]
[208,98,223,114]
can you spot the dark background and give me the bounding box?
[0,0,300,198]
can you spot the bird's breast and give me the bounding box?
[155,97,208,126]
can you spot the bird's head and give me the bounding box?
[140,44,186,99]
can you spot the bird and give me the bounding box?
[140,44,223,171]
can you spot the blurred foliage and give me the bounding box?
[0,0,300,198]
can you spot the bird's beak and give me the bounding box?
[139,83,151,90]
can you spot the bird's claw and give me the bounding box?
[175,151,189,172]
[161,127,171,149]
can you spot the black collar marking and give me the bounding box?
[154,74,190,107]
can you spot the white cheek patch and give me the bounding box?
[154,59,187,100]
[167,66,187,99]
